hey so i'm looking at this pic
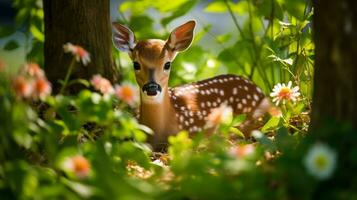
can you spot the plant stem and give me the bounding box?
[60,58,76,94]
[247,0,271,90]
[224,0,245,38]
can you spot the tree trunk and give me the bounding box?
[43,0,118,93]
[311,0,357,129]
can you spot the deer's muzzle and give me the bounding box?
[142,81,162,96]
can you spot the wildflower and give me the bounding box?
[268,106,283,118]
[251,130,263,139]
[270,81,300,105]
[63,42,91,66]
[12,75,33,98]
[90,74,114,94]
[205,104,233,128]
[24,62,44,78]
[229,144,255,158]
[64,155,91,178]
[33,77,52,99]
[152,159,165,167]
[114,84,138,106]
[304,143,337,180]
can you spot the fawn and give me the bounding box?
[112,20,270,150]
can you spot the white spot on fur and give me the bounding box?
[256,87,262,94]
[229,97,234,103]
[201,102,205,108]
[237,103,242,109]
[233,88,238,95]
[252,100,256,106]
[220,90,225,96]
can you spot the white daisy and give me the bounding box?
[270,81,300,105]
[304,143,337,180]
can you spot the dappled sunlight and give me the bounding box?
[0,0,356,199]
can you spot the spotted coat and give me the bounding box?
[168,74,265,134]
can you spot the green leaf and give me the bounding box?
[15,8,30,25]
[255,0,284,20]
[128,15,154,38]
[133,130,147,142]
[204,1,248,14]
[30,24,44,42]
[261,117,281,132]
[161,0,198,26]
[231,114,246,127]
[154,0,190,12]
[229,127,245,138]
[216,34,232,43]
[3,40,19,51]
[252,131,277,151]
[68,79,90,88]
[280,0,306,20]
[61,178,95,198]
[204,1,227,13]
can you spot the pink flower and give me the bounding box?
[12,75,33,98]
[33,77,52,99]
[205,104,233,128]
[268,106,283,118]
[64,155,91,178]
[63,43,91,66]
[114,84,138,106]
[228,144,255,158]
[90,74,114,94]
[24,62,44,78]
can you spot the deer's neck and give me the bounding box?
[139,88,178,143]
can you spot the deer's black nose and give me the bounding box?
[142,82,162,96]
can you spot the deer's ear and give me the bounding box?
[166,20,196,52]
[112,23,136,52]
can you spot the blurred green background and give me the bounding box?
[0,0,313,100]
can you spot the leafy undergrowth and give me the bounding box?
[1,62,356,200]
[1,0,356,198]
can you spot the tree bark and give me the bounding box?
[43,0,118,93]
[311,0,357,129]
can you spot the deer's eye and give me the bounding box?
[164,62,171,71]
[133,62,141,71]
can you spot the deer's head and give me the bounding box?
[112,21,196,104]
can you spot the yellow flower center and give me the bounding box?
[278,87,291,99]
[314,155,328,170]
